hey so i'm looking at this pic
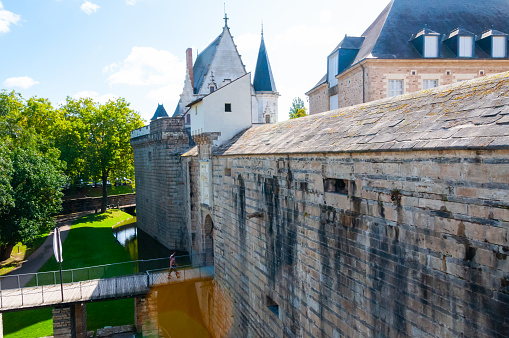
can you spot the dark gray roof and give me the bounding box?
[357,0,509,62]
[253,35,277,92]
[172,101,181,117]
[330,36,365,55]
[193,33,223,94]
[150,104,169,120]
[193,72,509,156]
[309,0,509,92]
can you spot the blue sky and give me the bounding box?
[1,0,389,122]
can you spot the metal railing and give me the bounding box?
[0,253,206,291]
[0,253,214,311]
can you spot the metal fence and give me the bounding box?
[0,253,206,291]
[0,253,214,311]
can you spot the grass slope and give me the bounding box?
[4,210,135,337]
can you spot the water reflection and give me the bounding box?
[112,218,188,262]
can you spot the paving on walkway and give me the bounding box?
[4,211,95,285]
[0,266,214,311]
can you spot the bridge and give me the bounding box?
[0,254,213,312]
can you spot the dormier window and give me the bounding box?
[424,35,439,57]
[459,36,473,57]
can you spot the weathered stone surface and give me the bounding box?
[132,73,509,337]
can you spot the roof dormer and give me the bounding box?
[444,27,475,58]
[411,25,440,58]
[477,26,508,58]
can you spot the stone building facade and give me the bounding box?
[307,0,509,115]
[131,73,509,337]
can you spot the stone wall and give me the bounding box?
[307,82,329,115]
[61,193,135,214]
[53,303,87,338]
[363,60,509,105]
[131,117,191,252]
[207,149,509,337]
[308,59,509,114]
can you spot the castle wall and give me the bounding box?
[206,149,509,337]
[131,117,191,252]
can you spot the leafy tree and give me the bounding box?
[0,91,67,259]
[61,97,144,212]
[289,97,307,119]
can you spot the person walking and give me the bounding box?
[168,252,180,279]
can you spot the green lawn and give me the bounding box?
[4,210,135,337]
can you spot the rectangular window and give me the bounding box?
[424,35,439,57]
[266,295,279,317]
[388,79,403,97]
[210,86,215,93]
[329,94,338,110]
[328,52,339,87]
[324,178,348,195]
[459,36,473,57]
[492,36,507,58]
[423,79,438,89]
[148,151,152,161]
[225,103,232,112]
[186,114,190,124]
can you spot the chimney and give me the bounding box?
[186,48,194,88]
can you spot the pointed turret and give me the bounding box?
[253,30,277,92]
[252,28,279,124]
[150,104,169,120]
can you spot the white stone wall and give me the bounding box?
[190,74,253,146]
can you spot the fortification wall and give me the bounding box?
[208,149,509,337]
[131,117,191,252]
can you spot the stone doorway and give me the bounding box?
[204,215,214,265]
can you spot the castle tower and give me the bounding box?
[253,27,279,124]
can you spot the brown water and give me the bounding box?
[112,218,211,337]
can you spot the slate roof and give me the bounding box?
[185,72,509,156]
[309,0,509,92]
[356,0,509,62]
[193,33,223,94]
[150,104,169,120]
[172,101,181,117]
[253,35,277,92]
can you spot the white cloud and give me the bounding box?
[319,9,333,24]
[104,47,185,87]
[81,1,100,15]
[235,33,260,54]
[3,76,39,89]
[73,91,118,104]
[0,1,20,34]
[126,0,137,5]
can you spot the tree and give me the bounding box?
[61,97,144,212]
[0,91,67,259]
[289,97,307,119]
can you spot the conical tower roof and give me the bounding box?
[150,104,169,120]
[253,33,276,92]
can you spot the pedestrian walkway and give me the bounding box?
[0,265,214,311]
[5,211,94,285]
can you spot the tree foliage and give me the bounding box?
[0,90,144,258]
[0,91,66,259]
[289,97,307,119]
[61,97,144,212]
